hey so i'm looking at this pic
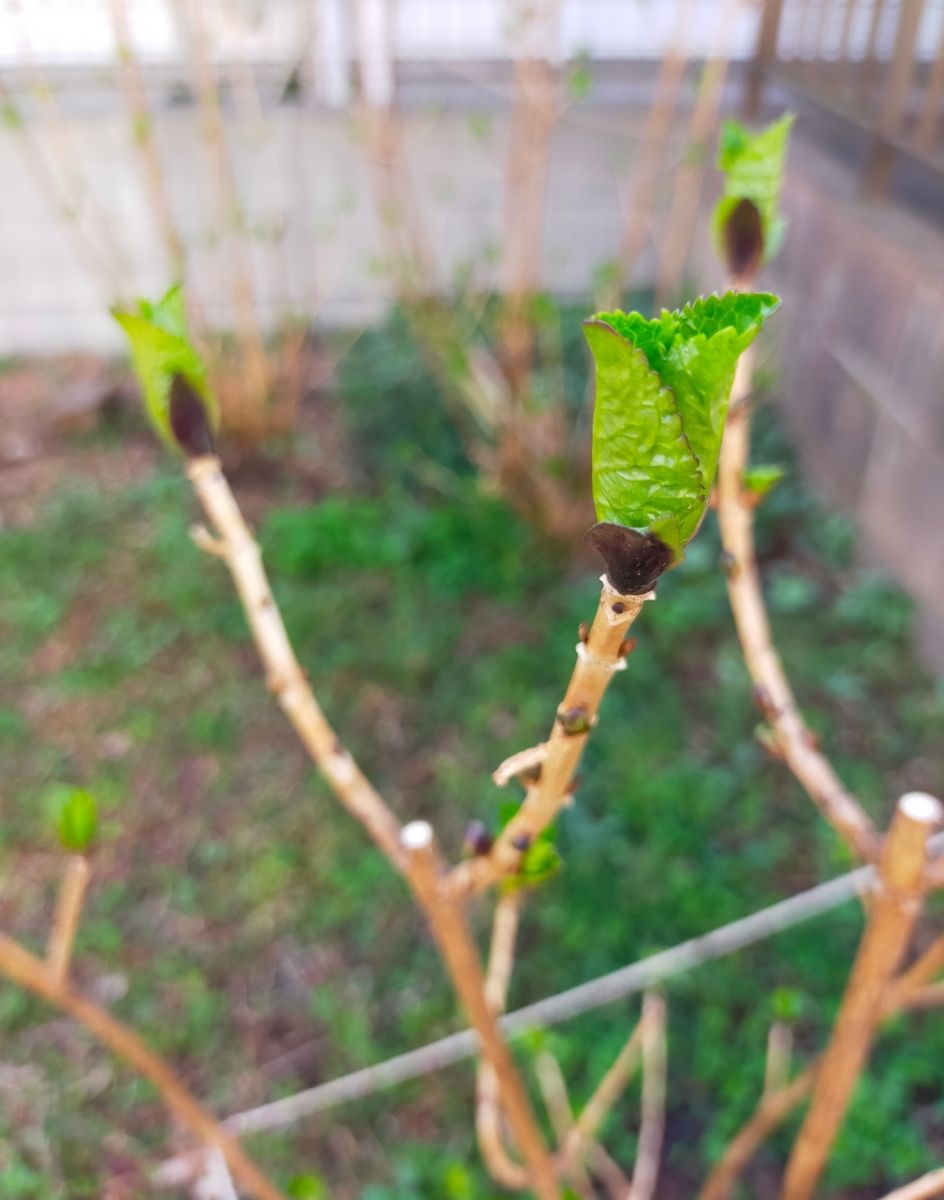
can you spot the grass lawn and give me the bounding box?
[2,313,943,1198]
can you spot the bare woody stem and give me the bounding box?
[630,991,669,1200]
[781,792,942,1200]
[477,891,531,1191]
[0,931,285,1200]
[716,342,879,862]
[187,457,405,867]
[402,823,561,1200]
[560,1011,644,1175]
[451,579,650,894]
[699,1062,818,1200]
[110,0,186,281]
[700,916,944,1200]
[46,855,91,989]
[187,457,556,1195]
[874,1165,944,1200]
[535,1052,628,1199]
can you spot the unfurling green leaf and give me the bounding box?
[112,285,218,453]
[498,803,562,893]
[52,787,98,853]
[744,462,786,499]
[713,114,794,275]
[584,292,780,573]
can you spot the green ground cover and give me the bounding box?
[2,311,943,1198]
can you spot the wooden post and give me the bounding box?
[313,0,351,108]
[916,18,944,149]
[865,0,925,194]
[747,0,785,115]
[780,793,942,1200]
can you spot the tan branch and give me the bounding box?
[110,0,186,280]
[701,905,944,1200]
[875,1165,944,1200]
[46,855,91,989]
[187,456,557,1193]
[699,1061,818,1200]
[762,1020,793,1098]
[560,1012,644,1176]
[887,932,944,1009]
[630,991,668,1200]
[655,0,741,304]
[534,1051,628,1200]
[451,579,650,894]
[477,891,531,1191]
[401,822,560,1199]
[0,931,284,1200]
[782,793,942,1200]
[169,0,269,411]
[716,341,879,862]
[187,456,405,867]
[611,0,694,303]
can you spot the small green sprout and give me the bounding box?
[112,285,218,455]
[51,787,98,854]
[713,114,794,278]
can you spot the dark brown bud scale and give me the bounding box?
[169,373,214,457]
[583,523,674,595]
[464,820,493,857]
[511,833,532,852]
[723,197,764,281]
[557,705,592,735]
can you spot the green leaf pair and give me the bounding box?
[112,286,218,453]
[584,291,781,571]
[713,114,794,275]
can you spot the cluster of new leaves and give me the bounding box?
[713,114,794,278]
[113,286,218,455]
[583,292,780,585]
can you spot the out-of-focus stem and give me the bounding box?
[46,855,90,989]
[0,931,285,1200]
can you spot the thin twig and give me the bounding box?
[477,891,530,1191]
[535,1052,622,1200]
[110,0,186,281]
[699,1062,818,1200]
[874,1165,944,1200]
[500,0,562,400]
[700,909,944,1200]
[155,848,895,1182]
[560,1014,644,1176]
[630,991,668,1200]
[655,0,741,304]
[186,456,405,866]
[762,1020,793,1098]
[611,0,694,304]
[188,456,559,1195]
[402,822,560,1200]
[716,339,879,862]
[0,931,285,1200]
[169,0,270,421]
[451,578,651,893]
[782,793,940,1200]
[46,855,91,989]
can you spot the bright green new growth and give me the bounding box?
[744,463,786,499]
[52,787,98,853]
[585,292,780,556]
[713,114,794,264]
[112,286,218,450]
